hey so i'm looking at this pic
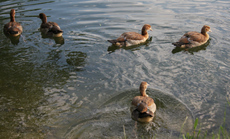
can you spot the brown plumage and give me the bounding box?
[130,81,156,123]
[172,25,211,48]
[39,13,63,37]
[108,24,152,47]
[3,9,23,37]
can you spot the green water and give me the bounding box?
[0,0,230,138]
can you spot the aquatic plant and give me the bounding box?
[181,98,230,139]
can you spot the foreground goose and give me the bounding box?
[38,13,63,37]
[4,9,23,36]
[130,81,156,123]
[172,25,211,48]
[108,24,152,47]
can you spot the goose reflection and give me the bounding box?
[38,12,64,45]
[107,37,152,53]
[41,32,65,45]
[172,39,210,54]
[4,33,20,45]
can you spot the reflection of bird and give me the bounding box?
[38,13,63,37]
[4,9,23,36]
[108,24,152,47]
[130,81,156,123]
[6,35,20,45]
[172,25,211,48]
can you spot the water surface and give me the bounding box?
[0,0,230,138]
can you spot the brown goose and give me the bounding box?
[172,25,211,48]
[108,24,152,47]
[39,13,63,37]
[4,9,23,36]
[130,81,156,123]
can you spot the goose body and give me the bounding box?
[108,24,152,47]
[4,9,23,37]
[130,82,156,123]
[172,25,211,48]
[39,13,63,37]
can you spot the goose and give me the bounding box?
[108,24,152,47]
[172,25,211,48]
[4,9,23,36]
[130,81,156,123]
[38,13,63,37]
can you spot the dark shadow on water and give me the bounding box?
[171,39,211,55]
[0,42,87,138]
[66,51,87,71]
[107,37,152,54]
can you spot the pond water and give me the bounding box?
[0,0,230,138]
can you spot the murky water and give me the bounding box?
[0,0,230,138]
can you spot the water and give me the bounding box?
[0,0,230,138]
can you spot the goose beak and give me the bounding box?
[209,29,212,32]
[149,28,153,31]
